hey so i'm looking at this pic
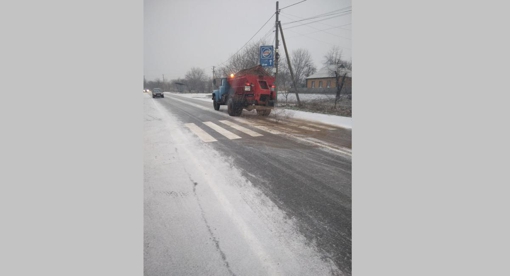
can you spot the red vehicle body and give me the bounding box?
[212,65,276,116]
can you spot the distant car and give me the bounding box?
[152,88,164,98]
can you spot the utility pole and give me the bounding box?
[274,1,279,106]
[212,66,216,87]
[213,66,217,90]
[278,21,301,106]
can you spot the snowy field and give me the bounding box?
[277,92,335,103]
[166,92,352,129]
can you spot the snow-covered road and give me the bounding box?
[144,94,346,275]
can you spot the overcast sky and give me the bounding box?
[144,0,351,81]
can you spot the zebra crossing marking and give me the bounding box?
[219,120,263,137]
[184,123,217,142]
[185,118,335,144]
[231,117,300,134]
[203,121,241,140]
[267,118,321,131]
[303,123,336,130]
[250,125,285,136]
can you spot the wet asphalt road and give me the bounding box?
[144,92,352,275]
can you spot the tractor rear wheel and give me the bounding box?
[234,106,243,116]
[227,98,235,116]
[227,98,243,116]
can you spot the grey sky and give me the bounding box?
[144,0,351,81]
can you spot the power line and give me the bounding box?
[283,14,350,31]
[280,14,352,39]
[216,13,275,68]
[280,0,307,10]
[282,8,351,25]
[281,7,351,31]
[261,26,275,42]
[278,7,352,52]
[286,24,352,40]
[283,11,351,27]
[285,27,351,51]
[283,16,352,32]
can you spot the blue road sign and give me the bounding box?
[260,46,274,67]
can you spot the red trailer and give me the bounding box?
[212,65,276,116]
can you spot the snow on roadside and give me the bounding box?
[144,94,342,275]
[279,109,352,129]
[166,92,352,129]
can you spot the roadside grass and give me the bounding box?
[278,95,352,117]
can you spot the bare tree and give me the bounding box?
[323,46,352,106]
[291,49,316,88]
[145,78,163,91]
[324,46,351,69]
[205,80,213,94]
[217,39,270,77]
[323,46,342,66]
[169,78,186,92]
[185,67,207,93]
[342,60,352,70]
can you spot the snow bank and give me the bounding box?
[278,109,352,129]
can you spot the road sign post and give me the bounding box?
[260,46,274,67]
